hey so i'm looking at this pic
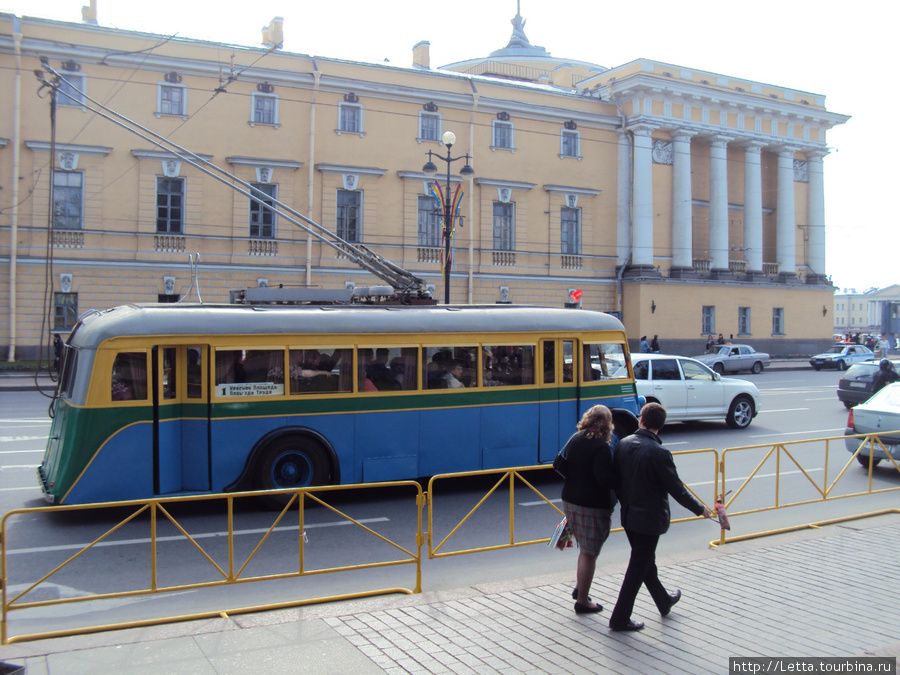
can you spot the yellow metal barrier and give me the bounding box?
[711,431,900,547]
[1,481,424,645]
[426,448,718,559]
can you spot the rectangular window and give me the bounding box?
[561,207,581,255]
[419,112,441,142]
[561,130,580,157]
[156,177,184,233]
[111,352,148,401]
[215,349,285,397]
[492,202,515,251]
[58,73,85,107]
[424,347,477,389]
[417,195,441,247]
[289,348,352,395]
[252,93,277,125]
[337,189,361,242]
[53,170,83,230]
[492,120,513,149]
[582,343,629,381]
[773,308,785,335]
[54,292,78,331]
[738,307,751,335]
[483,345,534,387]
[249,183,277,238]
[338,103,362,133]
[702,306,716,335]
[361,347,419,392]
[158,84,185,116]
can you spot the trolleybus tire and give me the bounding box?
[256,435,330,507]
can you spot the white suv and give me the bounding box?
[625,353,761,429]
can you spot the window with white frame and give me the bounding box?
[58,73,86,107]
[418,112,441,142]
[53,170,83,230]
[337,189,361,242]
[417,195,441,247]
[560,129,580,158]
[156,177,184,233]
[338,103,363,134]
[772,308,785,335]
[249,183,277,238]
[561,207,581,255]
[702,306,716,335]
[492,120,513,150]
[54,292,78,331]
[738,307,751,335]
[492,202,515,251]
[252,93,278,126]
[158,84,186,116]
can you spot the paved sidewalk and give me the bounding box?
[1,514,897,674]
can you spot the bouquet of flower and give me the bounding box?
[548,516,576,550]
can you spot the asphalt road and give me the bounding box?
[2,368,897,637]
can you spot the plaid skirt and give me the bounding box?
[562,501,613,557]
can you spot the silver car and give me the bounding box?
[626,353,761,428]
[694,344,771,374]
[845,382,900,466]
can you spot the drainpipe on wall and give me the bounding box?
[306,61,320,288]
[7,17,22,362]
[612,93,633,317]
[467,81,479,305]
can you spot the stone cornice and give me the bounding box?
[25,141,112,156]
[543,184,602,196]
[131,148,213,161]
[315,164,387,177]
[474,178,536,191]
[226,156,303,170]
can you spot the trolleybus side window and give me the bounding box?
[288,348,352,394]
[360,347,418,392]
[111,352,148,401]
[215,349,285,397]
[483,345,535,387]
[583,343,629,381]
[424,346,476,389]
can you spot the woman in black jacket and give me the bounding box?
[560,405,616,614]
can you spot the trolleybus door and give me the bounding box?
[152,345,211,495]
[539,339,578,462]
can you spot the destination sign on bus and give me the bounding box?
[216,383,285,397]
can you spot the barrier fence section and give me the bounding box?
[426,448,719,559]
[1,481,424,645]
[713,431,900,546]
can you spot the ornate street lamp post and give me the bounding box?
[422,130,474,304]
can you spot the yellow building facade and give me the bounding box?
[0,10,848,360]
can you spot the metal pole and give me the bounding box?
[444,144,452,304]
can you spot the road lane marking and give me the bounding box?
[0,436,49,443]
[5,518,391,555]
[757,408,809,413]
[749,428,844,438]
[0,465,41,469]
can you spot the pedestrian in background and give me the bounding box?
[560,405,617,615]
[640,336,650,353]
[650,335,660,353]
[608,402,712,632]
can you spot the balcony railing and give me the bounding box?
[492,251,516,267]
[417,247,440,264]
[763,262,781,276]
[561,255,583,271]
[52,230,84,249]
[692,259,711,273]
[154,235,186,253]
[248,239,278,257]
[728,260,748,274]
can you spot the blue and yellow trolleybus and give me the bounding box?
[40,303,640,505]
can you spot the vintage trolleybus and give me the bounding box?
[40,303,640,505]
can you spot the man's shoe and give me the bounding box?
[574,601,603,614]
[609,619,644,632]
[660,589,682,616]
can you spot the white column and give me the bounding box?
[776,147,797,276]
[630,125,654,270]
[616,130,632,268]
[742,142,765,274]
[806,150,827,281]
[708,136,731,273]
[671,130,694,273]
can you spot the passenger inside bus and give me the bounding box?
[111,352,148,401]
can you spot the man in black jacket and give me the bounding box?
[608,402,712,632]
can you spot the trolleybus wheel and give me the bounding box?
[256,435,330,507]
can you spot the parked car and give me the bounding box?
[844,382,900,466]
[809,344,874,371]
[694,344,770,374]
[837,359,900,409]
[621,353,761,428]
